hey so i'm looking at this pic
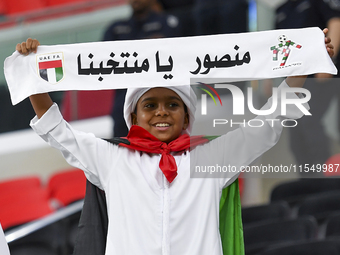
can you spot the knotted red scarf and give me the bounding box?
[114,125,210,183]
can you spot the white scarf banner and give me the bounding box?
[4,27,337,105]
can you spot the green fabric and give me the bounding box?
[219,179,245,255]
[203,135,220,141]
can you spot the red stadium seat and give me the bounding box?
[61,90,114,121]
[52,180,86,206]
[0,176,41,194]
[0,201,53,230]
[4,0,46,14]
[0,187,49,206]
[0,0,6,14]
[0,176,52,230]
[0,188,53,230]
[46,0,88,7]
[48,168,86,193]
[48,169,86,206]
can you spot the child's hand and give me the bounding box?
[286,28,335,87]
[323,28,334,59]
[16,38,40,56]
[315,29,335,81]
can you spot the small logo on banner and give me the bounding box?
[36,52,64,84]
[270,35,302,69]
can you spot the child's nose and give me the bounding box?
[156,105,169,116]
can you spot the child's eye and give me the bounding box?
[169,103,179,107]
[144,103,155,108]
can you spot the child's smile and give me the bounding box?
[154,122,170,130]
[131,88,189,143]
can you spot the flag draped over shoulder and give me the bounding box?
[4,27,336,105]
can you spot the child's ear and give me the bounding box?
[183,112,189,130]
[131,113,138,125]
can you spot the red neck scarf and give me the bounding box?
[111,125,210,183]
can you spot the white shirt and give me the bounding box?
[30,81,305,255]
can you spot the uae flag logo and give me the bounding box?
[37,52,64,84]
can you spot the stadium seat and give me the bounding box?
[325,213,340,238]
[61,90,114,121]
[48,169,85,193]
[0,176,52,230]
[46,0,88,7]
[0,176,41,193]
[297,191,340,222]
[270,178,340,205]
[4,0,46,15]
[0,0,6,15]
[0,199,53,230]
[243,216,317,255]
[0,187,49,207]
[52,181,86,206]
[242,201,291,226]
[48,169,86,206]
[258,239,340,255]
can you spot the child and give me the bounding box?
[16,32,334,255]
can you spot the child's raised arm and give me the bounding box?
[285,28,335,88]
[16,38,53,119]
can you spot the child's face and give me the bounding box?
[131,88,189,143]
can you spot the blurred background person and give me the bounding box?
[157,0,195,36]
[193,0,248,35]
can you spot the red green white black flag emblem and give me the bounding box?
[37,52,64,84]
